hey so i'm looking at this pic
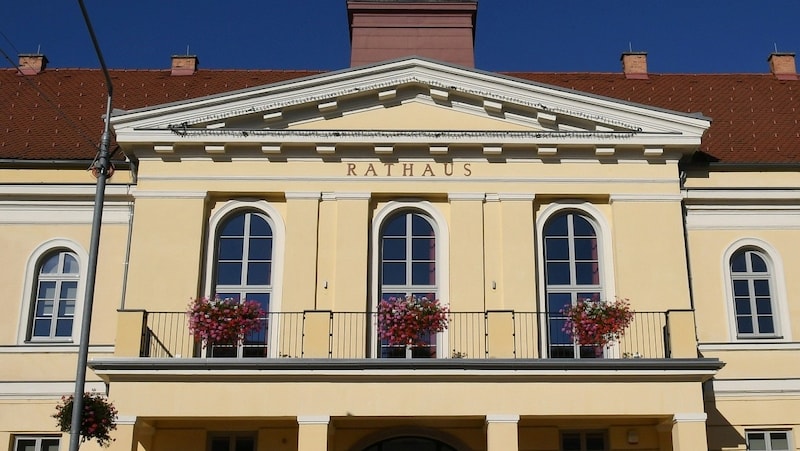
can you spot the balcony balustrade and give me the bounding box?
[116,310,696,360]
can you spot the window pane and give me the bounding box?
[411,262,435,285]
[586,433,606,451]
[737,316,754,334]
[770,432,789,449]
[755,298,772,315]
[732,280,750,296]
[411,214,433,236]
[411,238,435,260]
[221,214,245,236]
[383,238,405,261]
[33,319,51,337]
[561,433,581,451]
[43,439,61,451]
[383,215,406,236]
[61,282,77,301]
[747,433,766,450]
[249,215,271,236]
[382,262,406,285]
[575,262,599,285]
[753,279,770,296]
[218,238,244,260]
[40,254,60,274]
[731,252,747,272]
[55,319,73,337]
[545,215,568,236]
[36,299,54,316]
[574,237,597,260]
[545,238,569,260]
[58,300,75,317]
[210,437,230,451]
[217,262,243,285]
[246,262,271,285]
[38,282,56,300]
[249,235,272,259]
[573,216,596,236]
[547,293,572,312]
[546,262,570,285]
[63,254,79,274]
[735,298,752,315]
[15,439,36,451]
[757,316,775,334]
[235,437,255,451]
[750,253,767,272]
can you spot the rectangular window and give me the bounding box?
[14,436,60,451]
[208,433,256,451]
[561,431,607,451]
[747,430,791,450]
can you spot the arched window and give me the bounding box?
[29,250,80,341]
[362,436,457,451]
[543,211,603,358]
[379,210,438,358]
[210,210,273,357]
[729,248,779,338]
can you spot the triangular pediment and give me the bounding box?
[111,58,710,158]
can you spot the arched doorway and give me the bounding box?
[361,436,457,451]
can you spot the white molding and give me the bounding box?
[370,201,450,358]
[447,193,486,201]
[673,413,707,423]
[497,193,536,201]
[17,239,90,345]
[132,190,208,199]
[116,415,137,425]
[285,192,322,200]
[0,184,131,197]
[685,209,800,230]
[698,342,800,351]
[326,192,372,200]
[710,378,800,397]
[720,238,791,341]
[685,189,800,201]
[0,344,114,353]
[0,381,106,399]
[0,202,132,224]
[297,415,331,425]
[486,414,520,423]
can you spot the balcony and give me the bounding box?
[114,310,699,360]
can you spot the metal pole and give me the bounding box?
[70,2,113,450]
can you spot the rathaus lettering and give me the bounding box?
[346,163,472,177]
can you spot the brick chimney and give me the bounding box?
[18,54,48,75]
[171,55,199,76]
[347,0,478,67]
[621,52,648,79]
[768,52,797,80]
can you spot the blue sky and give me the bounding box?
[1,1,799,73]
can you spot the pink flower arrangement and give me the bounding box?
[53,391,118,447]
[561,297,634,348]
[187,296,265,347]
[378,295,449,346]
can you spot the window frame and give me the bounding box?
[18,239,88,345]
[371,201,450,359]
[204,200,286,358]
[536,202,616,359]
[560,430,608,451]
[722,239,791,342]
[746,429,793,451]
[13,435,61,451]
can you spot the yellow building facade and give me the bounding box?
[2,6,800,451]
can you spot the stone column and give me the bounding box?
[486,414,519,451]
[671,413,708,451]
[297,415,330,451]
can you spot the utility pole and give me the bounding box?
[70,2,113,450]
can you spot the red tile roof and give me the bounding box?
[2,67,798,164]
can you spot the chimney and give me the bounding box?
[621,52,648,79]
[768,52,797,80]
[18,54,48,75]
[171,55,199,76]
[347,0,478,68]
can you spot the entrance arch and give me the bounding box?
[360,436,457,451]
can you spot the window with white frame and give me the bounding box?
[28,250,79,341]
[543,211,603,358]
[730,248,779,338]
[13,436,60,451]
[378,210,438,358]
[746,430,792,450]
[210,210,273,358]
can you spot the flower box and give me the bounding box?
[377,295,449,347]
[561,297,634,349]
[187,296,265,347]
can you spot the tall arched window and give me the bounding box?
[543,211,602,358]
[379,210,438,358]
[730,248,778,338]
[29,250,80,341]
[211,210,273,357]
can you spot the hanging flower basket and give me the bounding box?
[53,392,118,447]
[378,295,449,346]
[561,297,634,348]
[187,296,265,347]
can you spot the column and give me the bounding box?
[486,414,519,451]
[297,415,330,451]
[283,192,321,311]
[671,413,708,451]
